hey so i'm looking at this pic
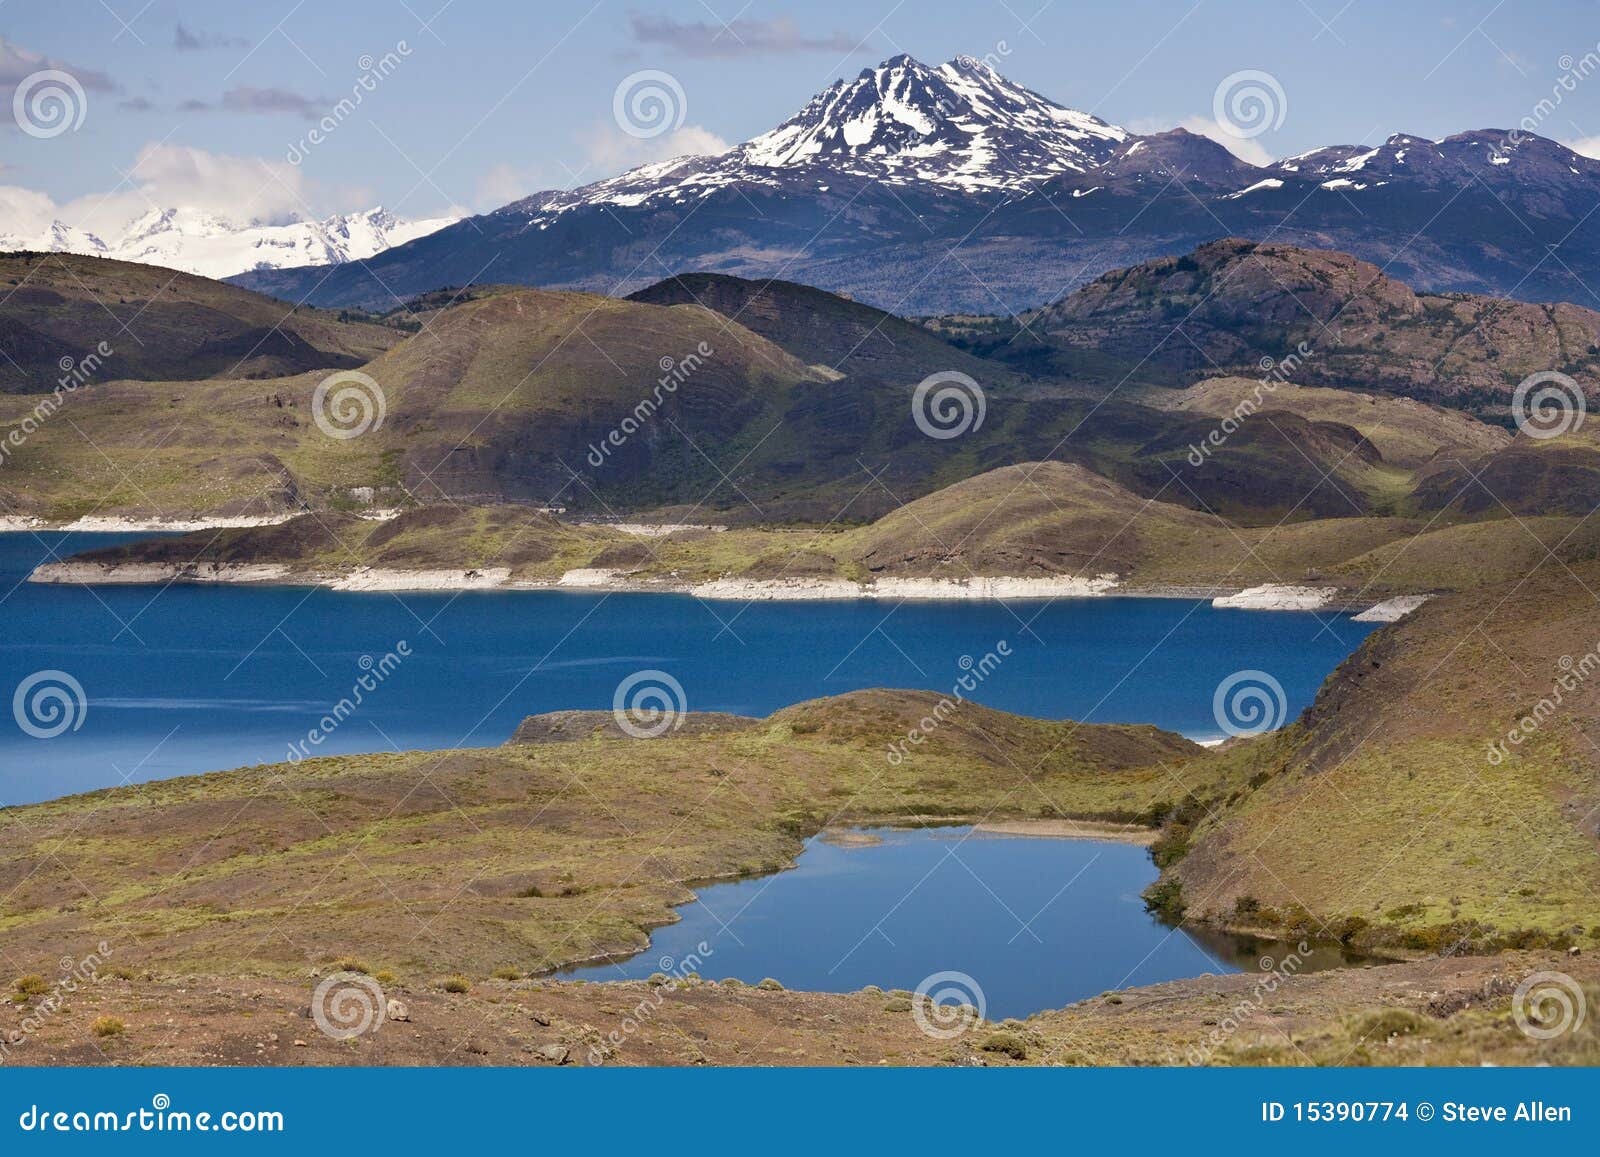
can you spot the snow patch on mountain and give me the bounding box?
[506,54,1129,228]
[0,206,458,279]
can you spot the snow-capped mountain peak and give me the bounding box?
[740,53,1126,179]
[507,54,1131,227]
[0,205,459,281]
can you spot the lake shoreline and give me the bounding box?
[23,555,1426,618]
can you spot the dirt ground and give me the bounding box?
[5,950,1593,1068]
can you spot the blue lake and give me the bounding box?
[560,826,1365,1019]
[1,532,1379,805]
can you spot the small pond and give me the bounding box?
[559,825,1367,1020]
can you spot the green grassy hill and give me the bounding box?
[1154,562,1600,951]
[0,252,400,390]
[0,689,1198,979]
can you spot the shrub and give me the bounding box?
[1232,896,1261,920]
[441,976,470,994]
[883,998,913,1013]
[492,966,521,981]
[757,977,784,991]
[979,1031,1027,1060]
[1142,879,1185,920]
[333,957,371,975]
[13,975,48,997]
[91,1016,125,1038]
[373,970,397,987]
[1150,823,1192,869]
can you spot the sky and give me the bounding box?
[4,0,1600,233]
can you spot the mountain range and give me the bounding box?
[228,54,1600,314]
[0,205,457,281]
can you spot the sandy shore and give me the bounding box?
[331,566,513,592]
[1212,583,1338,611]
[686,573,1122,601]
[29,561,295,585]
[23,556,1435,616]
[1352,594,1432,622]
[1,510,404,533]
[970,819,1159,845]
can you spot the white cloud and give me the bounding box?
[472,124,733,211]
[580,123,732,179]
[1562,136,1600,160]
[1174,117,1275,166]
[0,143,318,242]
[476,162,540,208]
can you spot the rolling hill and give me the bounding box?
[944,238,1600,418]
[1155,562,1600,950]
[229,57,1600,315]
[0,252,400,391]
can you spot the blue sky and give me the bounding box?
[4,0,1600,228]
